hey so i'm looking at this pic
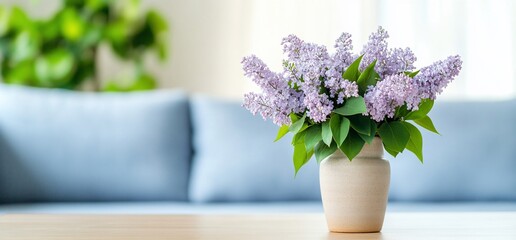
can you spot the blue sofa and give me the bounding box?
[0,85,515,214]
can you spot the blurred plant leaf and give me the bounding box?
[35,49,75,86]
[104,72,157,92]
[0,2,168,91]
[11,31,40,63]
[3,60,35,85]
[60,8,85,41]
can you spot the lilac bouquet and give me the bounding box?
[242,27,462,174]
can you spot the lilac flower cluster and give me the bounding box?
[242,27,462,125]
[414,55,462,100]
[364,74,420,121]
[242,55,303,125]
[360,27,417,77]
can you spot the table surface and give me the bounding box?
[1,212,516,240]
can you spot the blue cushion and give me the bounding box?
[189,96,320,202]
[388,100,516,201]
[0,85,191,203]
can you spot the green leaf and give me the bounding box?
[395,105,409,119]
[290,113,299,122]
[406,70,420,78]
[289,113,306,133]
[128,73,157,91]
[329,114,351,147]
[342,55,363,82]
[378,121,410,153]
[315,141,337,163]
[405,99,434,120]
[384,145,400,158]
[60,8,85,41]
[339,130,365,161]
[348,115,371,136]
[291,130,306,146]
[35,49,75,86]
[3,60,34,85]
[413,116,439,134]
[322,121,332,146]
[304,125,322,150]
[329,114,340,142]
[356,60,379,92]
[293,143,308,175]
[306,148,314,162]
[403,122,424,163]
[359,120,377,144]
[274,125,290,142]
[338,117,350,146]
[333,96,367,116]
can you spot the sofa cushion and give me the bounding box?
[189,96,320,202]
[388,100,516,201]
[0,85,191,203]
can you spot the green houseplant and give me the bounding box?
[0,0,168,91]
[242,27,462,232]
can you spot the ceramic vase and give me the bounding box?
[319,137,390,233]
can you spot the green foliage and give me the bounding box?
[315,141,337,163]
[293,142,308,175]
[378,121,410,154]
[304,125,322,150]
[289,113,306,134]
[413,116,439,134]
[333,96,367,116]
[358,120,377,144]
[342,55,362,81]
[405,70,420,78]
[330,114,350,147]
[321,121,332,146]
[291,130,306,146]
[0,0,169,91]
[274,125,290,142]
[356,60,379,93]
[348,115,371,136]
[405,99,434,120]
[403,121,423,163]
[340,130,365,161]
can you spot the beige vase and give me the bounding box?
[319,137,390,233]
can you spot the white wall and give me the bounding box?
[3,0,516,100]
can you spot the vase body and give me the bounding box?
[319,137,390,233]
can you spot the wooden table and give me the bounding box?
[1,212,515,239]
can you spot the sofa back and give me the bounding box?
[0,85,515,203]
[389,100,516,201]
[188,97,516,202]
[0,86,191,203]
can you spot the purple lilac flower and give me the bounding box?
[386,48,417,75]
[324,67,359,97]
[241,55,280,95]
[415,55,462,99]
[281,34,304,62]
[241,55,303,125]
[303,91,334,123]
[300,65,333,123]
[364,74,420,122]
[360,27,417,77]
[324,32,359,103]
[333,32,355,70]
[281,37,336,123]
[360,26,389,76]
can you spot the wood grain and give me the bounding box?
[1,212,515,239]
